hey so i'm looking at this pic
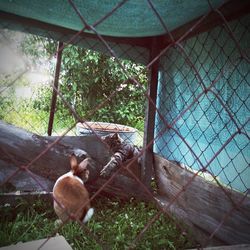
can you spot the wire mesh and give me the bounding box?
[0,0,249,249]
[154,14,249,193]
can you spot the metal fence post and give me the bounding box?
[141,37,161,188]
[47,41,63,136]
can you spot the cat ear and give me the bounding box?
[112,133,118,139]
[70,154,78,172]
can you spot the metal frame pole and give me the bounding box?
[142,38,161,188]
[47,41,63,136]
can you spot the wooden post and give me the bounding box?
[47,41,63,136]
[142,38,161,188]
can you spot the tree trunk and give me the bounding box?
[0,121,149,201]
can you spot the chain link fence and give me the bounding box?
[0,0,249,249]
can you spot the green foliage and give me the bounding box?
[0,198,194,249]
[3,101,48,134]
[1,97,76,135]
[0,33,146,134]
[0,96,13,120]
[20,35,147,131]
[21,35,56,67]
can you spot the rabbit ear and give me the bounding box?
[70,154,78,172]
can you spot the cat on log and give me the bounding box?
[100,133,141,178]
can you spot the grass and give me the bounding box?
[2,104,76,136]
[0,97,193,249]
[0,197,194,250]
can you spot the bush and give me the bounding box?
[20,35,148,132]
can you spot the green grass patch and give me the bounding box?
[0,197,194,249]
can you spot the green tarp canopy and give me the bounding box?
[0,0,224,37]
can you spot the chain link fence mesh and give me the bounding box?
[0,0,249,249]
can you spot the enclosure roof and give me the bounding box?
[0,0,224,37]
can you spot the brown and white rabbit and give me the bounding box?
[53,154,94,224]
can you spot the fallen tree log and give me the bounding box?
[0,121,148,201]
[154,154,250,247]
[0,120,109,181]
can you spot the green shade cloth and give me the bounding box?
[0,0,223,37]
